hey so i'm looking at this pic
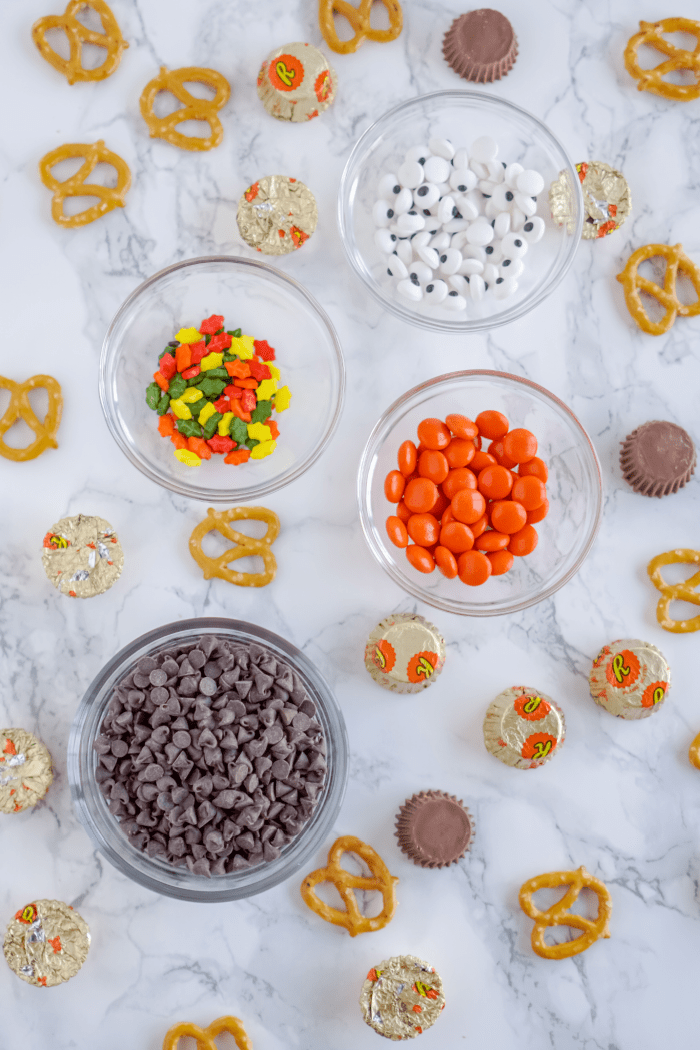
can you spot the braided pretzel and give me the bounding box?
[188,507,278,587]
[32,0,128,84]
[319,0,403,54]
[624,18,700,102]
[519,866,612,960]
[617,243,700,335]
[39,140,131,227]
[300,834,398,936]
[689,730,700,770]
[647,549,700,633]
[162,1015,253,1050]
[140,67,231,151]
[0,375,62,461]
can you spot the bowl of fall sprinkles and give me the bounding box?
[100,256,345,502]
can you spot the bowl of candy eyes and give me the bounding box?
[358,371,602,616]
[68,619,349,902]
[100,256,345,502]
[338,90,584,332]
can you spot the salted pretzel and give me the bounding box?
[140,67,231,151]
[39,140,131,227]
[648,549,700,633]
[624,18,700,102]
[162,1015,253,1050]
[519,866,612,960]
[188,507,278,587]
[617,243,700,335]
[319,0,403,54]
[300,834,399,936]
[32,0,128,85]
[689,730,700,770]
[0,375,62,462]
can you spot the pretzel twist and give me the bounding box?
[689,731,700,770]
[519,866,612,960]
[647,549,700,633]
[188,507,279,588]
[300,834,398,936]
[162,1015,253,1050]
[39,140,131,227]
[0,375,62,461]
[32,0,128,84]
[319,0,403,54]
[616,243,700,335]
[140,67,231,151]
[624,19,700,102]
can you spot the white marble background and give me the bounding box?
[1,0,699,1046]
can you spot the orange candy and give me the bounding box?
[444,437,475,468]
[404,477,438,513]
[384,470,405,503]
[398,440,417,476]
[471,512,489,538]
[511,476,546,511]
[407,513,440,547]
[396,499,411,523]
[442,467,477,500]
[518,456,548,483]
[476,410,509,440]
[445,413,478,440]
[487,549,514,575]
[451,489,486,525]
[475,530,509,552]
[386,516,408,548]
[508,524,539,556]
[406,544,435,573]
[488,439,518,469]
[477,464,513,500]
[527,498,549,525]
[439,521,474,553]
[490,499,528,534]
[417,418,451,450]
[470,449,497,473]
[434,545,458,578]
[503,427,537,464]
[457,549,492,586]
[429,490,450,521]
[418,449,449,484]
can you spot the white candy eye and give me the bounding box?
[516,169,545,196]
[411,230,432,248]
[522,216,545,243]
[428,137,455,160]
[393,187,414,214]
[447,274,469,295]
[437,195,457,224]
[438,248,462,275]
[430,231,451,250]
[469,274,486,301]
[490,184,510,210]
[417,245,440,269]
[494,211,511,238]
[449,168,477,193]
[378,173,401,198]
[514,192,537,217]
[510,206,526,231]
[460,258,484,275]
[493,277,519,300]
[453,148,469,169]
[470,136,499,162]
[386,255,408,279]
[408,260,433,284]
[443,291,467,311]
[405,145,430,164]
[466,221,494,247]
[461,244,486,264]
[486,160,505,182]
[423,155,451,184]
[395,211,425,234]
[469,160,489,179]
[394,239,413,265]
[397,278,423,301]
[500,258,524,279]
[504,163,523,189]
[453,195,478,221]
[397,160,424,189]
[374,228,396,254]
[372,200,394,227]
[500,232,528,259]
[483,263,499,287]
[424,279,448,303]
[413,182,440,208]
[479,179,496,196]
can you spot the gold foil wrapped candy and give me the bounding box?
[588,638,671,719]
[237,175,317,256]
[360,955,445,1040]
[0,729,53,814]
[483,686,565,769]
[549,161,631,239]
[257,42,337,122]
[3,899,90,987]
[41,514,124,598]
[364,613,445,694]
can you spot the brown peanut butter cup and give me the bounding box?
[395,790,473,868]
[620,420,696,498]
[443,9,518,83]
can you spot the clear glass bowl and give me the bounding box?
[358,371,602,616]
[68,619,348,902]
[338,90,583,332]
[100,256,345,502]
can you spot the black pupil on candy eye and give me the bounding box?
[423,209,431,215]
[449,290,458,296]
[524,222,533,231]
[440,255,447,262]
[502,161,507,168]
[410,274,419,283]
[496,277,504,283]
[485,246,493,254]
[418,186,428,196]
[506,191,513,201]
[393,185,400,194]
[458,184,466,191]
[409,210,416,215]
[391,234,396,241]
[452,207,458,216]
[482,193,491,198]
[387,209,394,218]
[515,240,522,247]
[419,157,425,164]
[427,284,434,292]
[387,269,393,276]
[503,259,510,266]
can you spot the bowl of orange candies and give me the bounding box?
[358,371,602,616]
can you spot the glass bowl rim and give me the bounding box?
[337,88,584,333]
[357,368,603,616]
[99,254,347,502]
[68,616,349,902]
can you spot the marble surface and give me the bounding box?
[2,0,699,1046]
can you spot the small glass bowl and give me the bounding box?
[338,90,583,332]
[100,256,345,502]
[358,371,602,616]
[68,619,348,902]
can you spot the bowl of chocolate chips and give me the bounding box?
[68,619,348,901]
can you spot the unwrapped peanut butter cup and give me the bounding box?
[443,9,518,83]
[620,420,696,498]
[395,791,473,868]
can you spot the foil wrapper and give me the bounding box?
[365,613,445,694]
[257,42,337,122]
[41,514,123,598]
[549,161,631,240]
[237,175,317,256]
[0,729,53,813]
[483,686,565,769]
[360,955,445,1041]
[4,899,90,987]
[589,638,671,719]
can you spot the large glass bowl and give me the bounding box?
[100,256,345,501]
[338,90,583,332]
[68,619,348,902]
[358,371,602,616]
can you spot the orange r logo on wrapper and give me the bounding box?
[521,733,557,762]
[407,651,438,683]
[515,695,551,721]
[642,681,667,708]
[606,649,640,688]
[16,904,38,924]
[371,640,396,673]
[269,54,304,91]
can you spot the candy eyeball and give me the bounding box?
[494,211,511,238]
[373,200,395,227]
[411,230,432,249]
[447,274,469,295]
[413,183,440,208]
[500,257,524,279]
[483,262,499,287]
[466,221,494,247]
[394,239,413,265]
[438,248,462,275]
[522,216,545,243]
[514,192,537,217]
[397,278,423,301]
[490,184,511,210]
[428,136,455,160]
[423,155,452,184]
[504,162,523,189]
[386,254,408,279]
[469,273,486,301]
[397,160,424,189]
[393,187,414,214]
[493,276,519,300]
[405,145,430,164]
[516,169,545,196]
[378,173,401,199]
[430,231,451,250]
[500,232,528,259]
[417,245,440,269]
[374,228,396,254]
[424,279,449,303]
[449,168,477,193]
[408,260,433,284]
[443,290,467,311]
[395,211,425,234]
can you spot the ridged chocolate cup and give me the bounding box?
[395,790,473,868]
[620,420,696,498]
[443,9,518,83]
